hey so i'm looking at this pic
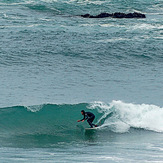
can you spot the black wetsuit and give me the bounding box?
[81,112,95,128]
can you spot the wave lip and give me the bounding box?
[89,101,163,133]
[113,100,163,132]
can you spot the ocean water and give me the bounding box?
[0,0,163,162]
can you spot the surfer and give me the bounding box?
[77,110,97,128]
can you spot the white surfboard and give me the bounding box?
[85,126,100,130]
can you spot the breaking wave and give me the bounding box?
[0,101,163,147]
[0,101,163,137]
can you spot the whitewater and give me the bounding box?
[0,0,163,162]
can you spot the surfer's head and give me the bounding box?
[81,110,85,115]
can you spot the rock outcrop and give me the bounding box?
[81,12,146,18]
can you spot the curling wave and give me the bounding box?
[0,101,163,137]
[0,101,163,147]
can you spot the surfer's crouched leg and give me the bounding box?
[87,116,95,128]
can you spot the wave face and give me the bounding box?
[0,103,89,135]
[0,101,163,147]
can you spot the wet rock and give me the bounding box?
[81,12,146,18]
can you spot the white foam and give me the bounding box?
[129,23,163,30]
[90,101,163,133]
[96,38,130,43]
[111,100,163,132]
[26,104,44,112]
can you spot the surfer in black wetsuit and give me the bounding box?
[77,110,97,128]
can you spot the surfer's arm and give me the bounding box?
[77,119,85,122]
[81,114,88,121]
[80,115,86,121]
[77,114,87,122]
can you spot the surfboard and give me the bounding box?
[85,126,99,130]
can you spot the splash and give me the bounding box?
[89,100,163,133]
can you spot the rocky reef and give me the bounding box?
[81,12,146,18]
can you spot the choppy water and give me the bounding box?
[0,0,163,162]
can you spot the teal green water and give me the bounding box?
[0,0,163,107]
[0,0,163,162]
[0,102,163,162]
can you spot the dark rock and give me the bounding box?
[81,14,91,18]
[113,12,126,18]
[96,13,113,18]
[125,13,134,18]
[81,12,146,19]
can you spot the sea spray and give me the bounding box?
[109,100,163,132]
[89,101,163,133]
